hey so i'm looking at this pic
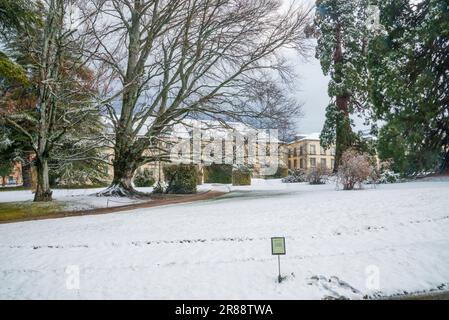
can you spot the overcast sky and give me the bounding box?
[289,40,370,135]
[289,41,330,134]
[290,0,373,135]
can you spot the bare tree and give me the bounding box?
[0,0,105,201]
[235,80,304,142]
[83,0,312,197]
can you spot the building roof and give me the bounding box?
[289,132,321,144]
[102,116,281,143]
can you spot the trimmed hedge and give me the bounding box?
[163,164,198,194]
[203,164,232,184]
[232,166,252,186]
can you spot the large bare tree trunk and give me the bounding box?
[99,132,144,197]
[105,160,138,197]
[34,157,52,202]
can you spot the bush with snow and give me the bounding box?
[152,181,167,194]
[379,170,400,184]
[307,166,330,185]
[337,149,374,190]
[133,168,155,188]
[282,169,307,183]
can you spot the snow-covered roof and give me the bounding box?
[292,132,321,143]
[102,116,280,143]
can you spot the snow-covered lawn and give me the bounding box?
[0,185,218,212]
[1,179,448,299]
[0,187,154,211]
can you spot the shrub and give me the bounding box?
[133,168,155,188]
[232,166,252,186]
[282,169,306,183]
[337,149,373,190]
[152,180,167,194]
[307,166,330,185]
[379,170,400,184]
[367,159,401,185]
[203,164,232,184]
[163,164,198,194]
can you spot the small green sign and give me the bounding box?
[271,237,286,255]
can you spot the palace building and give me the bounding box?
[286,133,336,172]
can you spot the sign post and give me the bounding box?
[271,237,286,283]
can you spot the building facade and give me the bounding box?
[0,162,23,186]
[287,133,336,172]
[130,120,288,182]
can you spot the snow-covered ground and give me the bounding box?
[0,188,146,211]
[1,179,449,299]
[0,185,218,211]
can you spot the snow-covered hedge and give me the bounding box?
[163,164,198,194]
[232,165,252,186]
[203,164,232,184]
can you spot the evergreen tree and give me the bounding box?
[369,0,449,173]
[0,130,13,186]
[315,0,372,170]
[0,1,105,201]
[0,0,39,35]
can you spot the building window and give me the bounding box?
[300,159,304,169]
[310,158,316,167]
[320,147,326,155]
[294,159,298,168]
[331,147,336,156]
[310,145,316,155]
[293,148,297,157]
[320,158,327,169]
[299,146,304,156]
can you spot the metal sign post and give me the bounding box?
[271,237,286,283]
